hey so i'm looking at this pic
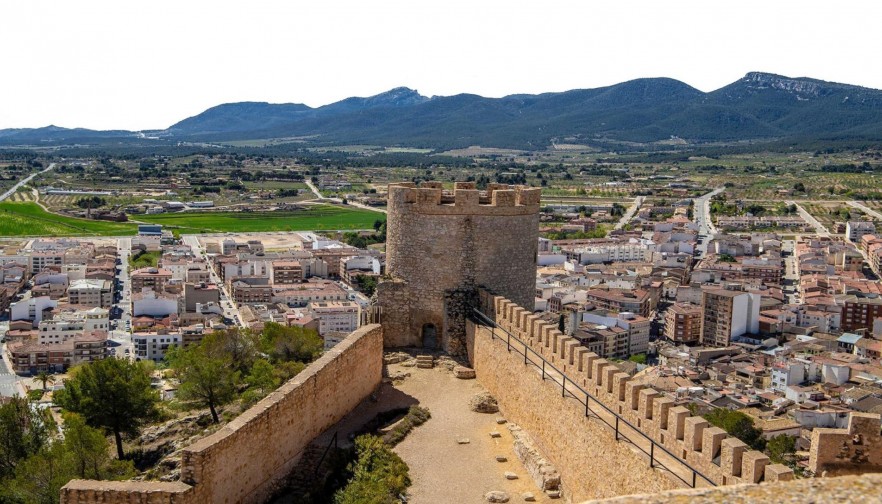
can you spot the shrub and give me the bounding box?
[334,435,410,504]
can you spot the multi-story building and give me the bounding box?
[272,260,303,285]
[9,295,58,326]
[37,307,110,344]
[68,278,113,307]
[184,283,220,312]
[564,241,652,265]
[133,331,182,362]
[311,247,359,279]
[231,277,273,304]
[341,255,382,285]
[664,302,702,344]
[585,288,651,317]
[271,280,349,307]
[131,267,173,294]
[837,293,882,333]
[575,310,651,358]
[308,300,361,335]
[700,288,761,347]
[846,221,876,243]
[7,331,107,374]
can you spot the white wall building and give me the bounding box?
[10,296,58,326]
[133,332,181,362]
[37,307,109,344]
[308,300,360,335]
[846,221,876,243]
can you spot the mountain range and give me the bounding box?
[3,72,882,151]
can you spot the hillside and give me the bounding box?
[3,73,882,150]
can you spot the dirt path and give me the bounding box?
[389,362,553,503]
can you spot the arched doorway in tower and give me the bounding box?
[422,323,438,349]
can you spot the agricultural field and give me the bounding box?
[137,204,382,233]
[799,202,864,230]
[0,201,137,237]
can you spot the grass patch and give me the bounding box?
[0,201,137,237]
[129,250,162,269]
[138,204,382,233]
[382,406,431,446]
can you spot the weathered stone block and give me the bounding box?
[684,416,708,451]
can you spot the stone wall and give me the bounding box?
[809,411,882,476]
[378,181,540,351]
[60,324,384,504]
[469,291,794,501]
[470,320,678,501]
[581,473,882,504]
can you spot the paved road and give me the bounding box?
[848,200,882,221]
[612,196,644,231]
[693,187,724,256]
[305,179,387,215]
[111,237,135,359]
[0,322,21,397]
[182,235,244,326]
[782,239,800,305]
[787,200,830,237]
[0,163,55,202]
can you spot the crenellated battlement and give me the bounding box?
[387,181,541,215]
[473,289,795,492]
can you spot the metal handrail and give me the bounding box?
[471,308,717,489]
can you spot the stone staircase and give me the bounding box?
[416,354,435,369]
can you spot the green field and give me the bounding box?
[137,204,383,233]
[0,202,137,236]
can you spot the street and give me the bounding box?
[848,200,882,221]
[693,187,724,257]
[612,196,644,231]
[109,237,135,358]
[0,163,55,202]
[182,234,245,326]
[786,200,830,237]
[304,178,387,214]
[0,322,22,397]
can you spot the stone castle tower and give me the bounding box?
[377,181,541,353]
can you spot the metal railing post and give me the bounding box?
[471,306,717,490]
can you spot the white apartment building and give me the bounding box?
[10,296,58,325]
[37,307,110,344]
[133,332,182,362]
[568,239,654,265]
[846,221,876,243]
[308,300,361,335]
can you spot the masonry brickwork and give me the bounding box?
[809,411,882,476]
[469,291,794,501]
[378,181,540,353]
[583,473,882,504]
[60,324,384,504]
